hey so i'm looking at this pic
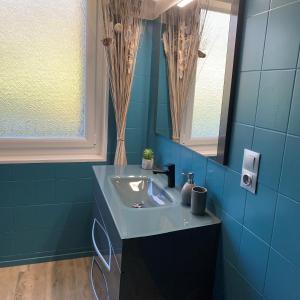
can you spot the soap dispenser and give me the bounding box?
[181,172,195,206]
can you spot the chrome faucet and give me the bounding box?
[153,164,175,188]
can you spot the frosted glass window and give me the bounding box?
[191,11,230,138]
[0,0,87,138]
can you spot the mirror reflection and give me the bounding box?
[154,0,242,164]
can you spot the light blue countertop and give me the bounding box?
[93,165,221,239]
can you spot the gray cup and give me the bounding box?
[191,186,207,216]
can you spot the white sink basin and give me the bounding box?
[111,176,174,208]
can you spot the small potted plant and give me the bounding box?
[142,148,154,170]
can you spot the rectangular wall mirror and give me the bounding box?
[153,0,243,164]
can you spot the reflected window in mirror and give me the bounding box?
[181,9,231,156]
[154,0,243,165]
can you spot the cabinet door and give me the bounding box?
[92,217,112,271]
[90,256,109,300]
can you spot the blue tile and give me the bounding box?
[279,135,300,202]
[34,180,56,205]
[256,70,295,132]
[244,184,277,243]
[135,45,152,77]
[12,180,55,206]
[263,2,300,69]
[238,228,269,292]
[191,152,207,186]
[131,75,150,103]
[158,47,169,104]
[221,211,243,267]
[174,145,186,186]
[264,249,300,300]
[135,23,153,77]
[245,0,270,16]
[271,0,300,8]
[154,136,169,166]
[0,165,12,180]
[126,152,141,165]
[127,101,146,129]
[55,178,93,203]
[155,136,178,167]
[106,152,115,165]
[252,128,285,189]
[228,123,254,172]
[125,128,144,154]
[55,163,95,179]
[0,181,13,207]
[222,170,246,223]
[0,207,14,233]
[57,227,92,250]
[240,13,268,71]
[205,160,225,208]
[14,203,92,232]
[0,233,13,257]
[13,228,91,255]
[288,70,300,136]
[234,71,260,125]
[12,164,56,180]
[14,205,68,232]
[223,260,263,300]
[139,21,153,57]
[180,147,194,174]
[156,103,172,137]
[272,194,300,267]
[11,181,33,206]
[172,142,183,168]
[156,128,171,139]
[176,145,207,185]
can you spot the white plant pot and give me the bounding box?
[142,158,154,170]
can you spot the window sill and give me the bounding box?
[0,154,107,164]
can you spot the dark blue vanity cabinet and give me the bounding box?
[91,182,220,300]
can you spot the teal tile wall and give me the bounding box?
[0,21,153,266]
[149,1,300,298]
[0,163,97,266]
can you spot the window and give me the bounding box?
[0,0,108,163]
[181,9,231,156]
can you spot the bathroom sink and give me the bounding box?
[111,176,174,208]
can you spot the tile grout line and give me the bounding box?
[270,246,300,271]
[241,67,300,73]
[261,192,279,296]
[249,7,272,295]
[224,257,264,297]
[249,0,300,17]
[261,3,300,294]
[251,7,270,147]
[260,60,300,294]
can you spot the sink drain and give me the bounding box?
[131,202,144,208]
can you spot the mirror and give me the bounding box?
[154,0,243,164]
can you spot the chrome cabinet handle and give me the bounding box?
[92,218,112,271]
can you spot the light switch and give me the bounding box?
[240,149,260,194]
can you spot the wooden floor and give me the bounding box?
[0,257,95,300]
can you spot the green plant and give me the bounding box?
[143,148,154,160]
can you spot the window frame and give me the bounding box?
[0,0,108,163]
